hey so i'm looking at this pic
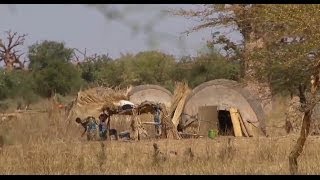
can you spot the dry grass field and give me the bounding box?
[1,98,320,175]
[1,134,320,175]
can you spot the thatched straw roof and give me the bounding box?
[77,87,129,109]
[67,86,132,121]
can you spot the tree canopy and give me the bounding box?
[174,4,320,95]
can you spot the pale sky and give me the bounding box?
[0,4,242,60]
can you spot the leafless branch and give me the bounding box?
[0,30,27,70]
[5,30,27,51]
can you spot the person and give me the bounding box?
[153,104,162,137]
[98,113,108,141]
[98,113,119,141]
[109,129,118,140]
[118,131,130,140]
[75,116,99,141]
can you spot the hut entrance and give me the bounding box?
[218,110,234,136]
[198,106,242,137]
[198,106,218,136]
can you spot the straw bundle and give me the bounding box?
[160,103,181,139]
[77,87,129,107]
[67,86,131,121]
[169,82,192,128]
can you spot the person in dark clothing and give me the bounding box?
[98,113,118,140]
[109,129,118,140]
[98,113,108,140]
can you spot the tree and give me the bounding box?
[171,4,261,78]
[172,4,273,112]
[33,60,83,97]
[189,52,240,88]
[0,70,9,100]
[0,68,39,109]
[132,51,176,89]
[0,30,27,71]
[94,51,177,90]
[95,59,125,88]
[1,70,39,107]
[174,4,320,174]
[172,56,193,83]
[179,4,320,174]
[241,5,320,174]
[72,48,113,84]
[28,40,74,71]
[28,41,83,97]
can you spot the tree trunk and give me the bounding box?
[5,61,14,71]
[288,109,311,175]
[289,77,319,174]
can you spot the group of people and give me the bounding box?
[75,101,163,141]
[76,112,117,141]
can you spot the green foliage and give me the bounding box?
[247,5,320,94]
[189,53,240,87]
[79,54,113,85]
[93,51,177,90]
[27,40,83,97]
[77,50,240,91]
[175,4,320,95]
[96,50,239,90]
[131,51,176,88]
[94,58,126,87]
[0,70,9,100]
[33,60,83,97]
[4,70,38,104]
[28,40,74,70]
[1,40,240,102]
[0,69,39,104]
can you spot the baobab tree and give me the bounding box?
[0,30,28,71]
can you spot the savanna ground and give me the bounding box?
[1,97,320,175]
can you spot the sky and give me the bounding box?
[0,4,242,60]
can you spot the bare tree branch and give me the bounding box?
[6,31,27,51]
[0,30,27,70]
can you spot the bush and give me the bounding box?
[33,60,83,97]
[188,53,240,88]
[0,70,39,105]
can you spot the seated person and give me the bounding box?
[109,129,118,140]
[118,131,130,140]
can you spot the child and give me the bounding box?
[98,113,108,140]
[76,116,99,141]
[98,113,119,140]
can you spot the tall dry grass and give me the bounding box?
[265,96,290,137]
[1,135,320,174]
[1,98,320,174]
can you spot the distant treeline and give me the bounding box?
[0,40,240,105]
